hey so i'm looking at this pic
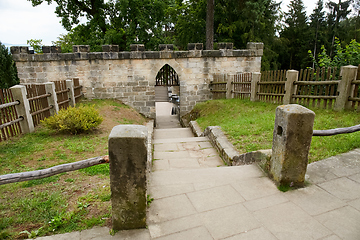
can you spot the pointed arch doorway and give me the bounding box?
[155,64,181,128]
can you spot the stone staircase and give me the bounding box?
[155,86,169,102]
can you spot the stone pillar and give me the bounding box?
[250,72,261,102]
[270,104,315,188]
[66,79,75,107]
[334,65,358,111]
[109,125,148,230]
[44,82,59,115]
[10,85,34,133]
[283,70,299,105]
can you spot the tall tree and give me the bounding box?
[0,42,19,89]
[29,0,109,34]
[206,0,215,50]
[309,0,327,68]
[326,0,352,56]
[280,0,309,69]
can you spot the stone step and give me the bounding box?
[154,128,194,139]
[155,86,169,102]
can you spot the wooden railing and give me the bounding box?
[0,89,22,141]
[210,65,360,111]
[0,79,83,141]
[25,84,52,127]
[292,67,340,109]
[258,70,286,104]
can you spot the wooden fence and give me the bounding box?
[210,65,360,111]
[74,78,83,104]
[292,67,340,109]
[25,84,52,127]
[54,80,70,110]
[349,67,360,111]
[258,70,286,103]
[0,79,83,141]
[0,89,22,142]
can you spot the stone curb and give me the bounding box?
[203,125,272,166]
[189,121,204,137]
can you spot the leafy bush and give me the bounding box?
[42,105,103,134]
[309,38,360,68]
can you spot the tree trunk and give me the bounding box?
[206,0,214,50]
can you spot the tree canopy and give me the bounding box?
[0,42,20,89]
[29,0,360,70]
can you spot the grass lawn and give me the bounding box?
[0,99,147,239]
[190,99,360,163]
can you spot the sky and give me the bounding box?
[0,0,317,47]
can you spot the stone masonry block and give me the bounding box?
[218,42,233,50]
[109,125,148,230]
[102,45,119,52]
[270,104,315,188]
[73,45,90,53]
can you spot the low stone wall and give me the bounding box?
[12,42,263,118]
[202,125,271,166]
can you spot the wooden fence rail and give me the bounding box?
[210,65,360,111]
[0,89,22,142]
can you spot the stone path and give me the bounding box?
[33,109,360,239]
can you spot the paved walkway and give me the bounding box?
[34,109,360,239]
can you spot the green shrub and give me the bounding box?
[42,105,103,134]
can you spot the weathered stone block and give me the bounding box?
[159,44,174,51]
[270,104,315,188]
[218,42,233,50]
[109,125,148,230]
[102,45,119,52]
[130,44,145,52]
[73,45,90,53]
[10,46,29,54]
[202,50,222,57]
[247,42,264,50]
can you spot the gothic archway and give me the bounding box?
[155,64,179,86]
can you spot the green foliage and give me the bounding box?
[41,105,103,134]
[309,38,360,68]
[0,42,20,89]
[27,39,43,53]
[80,164,109,176]
[52,34,73,53]
[191,99,360,163]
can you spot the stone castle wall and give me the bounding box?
[12,42,263,118]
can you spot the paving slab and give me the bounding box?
[32,117,360,240]
[318,177,360,201]
[315,206,360,240]
[284,184,346,216]
[223,227,278,240]
[254,201,331,240]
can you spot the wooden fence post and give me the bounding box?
[334,65,358,111]
[109,125,148,231]
[66,79,76,107]
[250,72,261,102]
[283,70,298,105]
[226,74,233,99]
[10,85,34,133]
[44,82,59,116]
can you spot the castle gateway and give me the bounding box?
[12,42,263,118]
